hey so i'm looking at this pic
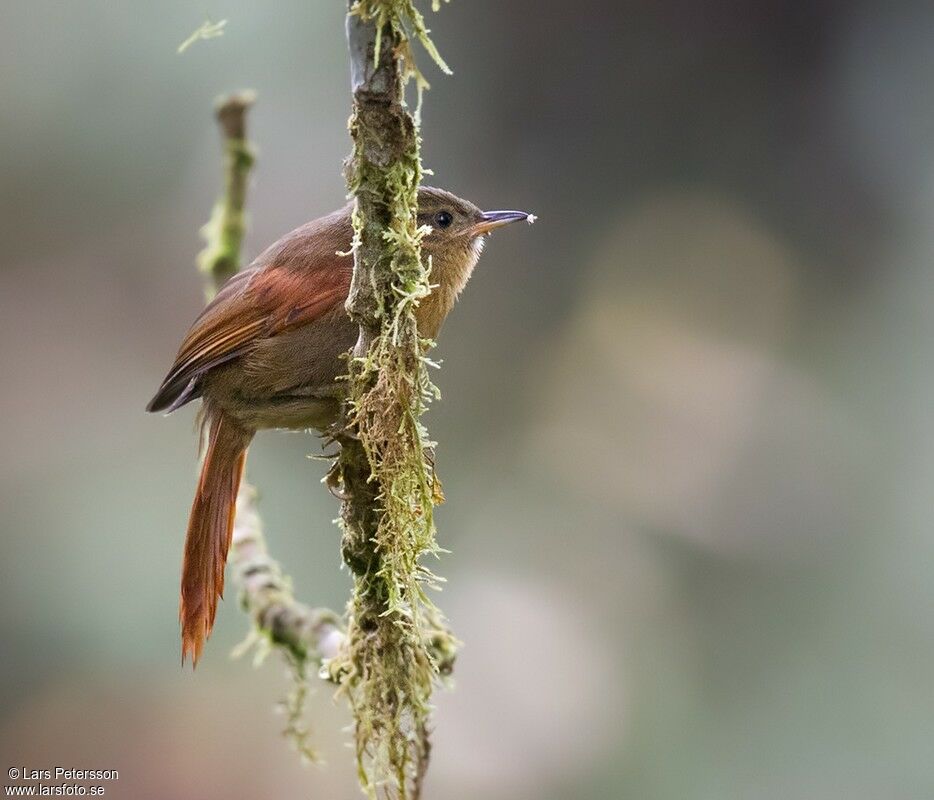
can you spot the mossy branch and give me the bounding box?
[196,92,346,694]
[197,92,257,299]
[231,483,344,666]
[349,0,451,119]
[331,3,457,798]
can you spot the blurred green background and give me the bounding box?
[3,1,934,798]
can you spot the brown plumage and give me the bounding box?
[147,187,533,665]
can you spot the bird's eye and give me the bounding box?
[434,210,453,229]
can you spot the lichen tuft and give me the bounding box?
[335,2,458,797]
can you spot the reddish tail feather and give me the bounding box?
[180,409,252,666]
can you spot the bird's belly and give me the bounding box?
[236,393,342,432]
[204,313,358,432]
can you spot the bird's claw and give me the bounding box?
[323,459,350,500]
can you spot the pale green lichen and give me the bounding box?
[350,0,452,120]
[196,100,255,299]
[177,18,228,54]
[335,2,458,797]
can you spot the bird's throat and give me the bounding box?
[415,238,483,339]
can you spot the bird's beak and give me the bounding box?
[471,209,536,236]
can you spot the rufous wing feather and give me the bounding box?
[147,215,354,415]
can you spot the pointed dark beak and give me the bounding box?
[471,209,536,236]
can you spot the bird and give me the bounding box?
[147,186,533,665]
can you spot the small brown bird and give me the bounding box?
[147,187,533,664]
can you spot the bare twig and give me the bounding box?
[177,18,228,55]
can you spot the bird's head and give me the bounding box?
[414,186,534,335]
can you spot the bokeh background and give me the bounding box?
[3,1,934,797]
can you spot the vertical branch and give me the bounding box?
[197,92,257,298]
[336,3,456,798]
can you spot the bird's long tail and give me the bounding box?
[180,408,253,666]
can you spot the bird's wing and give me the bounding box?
[255,262,352,335]
[146,242,353,414]
[146,267,265,413]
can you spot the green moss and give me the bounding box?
[336,2,458,797]
[197,136,254,299]
[351,0,451,87]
